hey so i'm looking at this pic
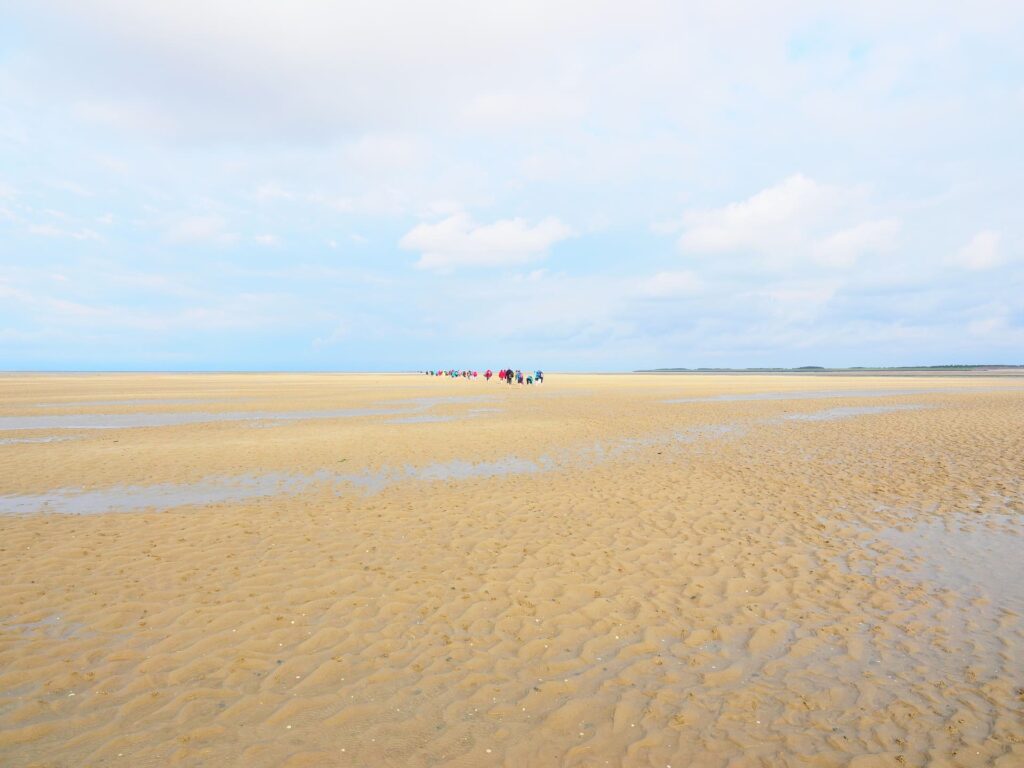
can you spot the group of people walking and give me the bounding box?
[495,368,544,385]
[425,368,544,385]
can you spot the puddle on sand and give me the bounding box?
[0,613,92,640]
[385,407,503,424]
[0,407,417,431]
[2,404,934,516]
[35,398,225,408]
[0,421,738,515]
[386,414,461,424]
[388,395,497,407]
[0,436,76,445]
[873,512,1024,610]
[407,456,548,481]
[0,458,548,515]
[1,394,502,432]
[0,473,327,515]
[665,386,1024,404]
[780,404,925,422]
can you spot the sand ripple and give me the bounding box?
[1,373,1022,766]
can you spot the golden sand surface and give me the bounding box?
[1,373,1023,767]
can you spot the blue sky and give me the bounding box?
[1,1,1022,371]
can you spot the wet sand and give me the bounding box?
[1,373,1022,767]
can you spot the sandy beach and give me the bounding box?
[1,372,1022,767]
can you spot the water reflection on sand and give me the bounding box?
[781,404,925,421]
[0,395,500,432]
[0,409,904,515]
[872,511,1024,610]
[665,386,1022,404]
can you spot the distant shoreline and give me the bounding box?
[635,365,1024,376]
[1,366,1023,377]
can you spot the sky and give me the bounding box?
[1,1,1022,371]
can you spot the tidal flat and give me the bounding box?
[1,372,1022,767]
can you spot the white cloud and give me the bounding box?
[446,271,635,346]
[401,213,574,270]
[47,179,94,197]
[72,98,172,137]
[420,199,465,218]
[679,174,849,254]
[254,233,280,246]
[28,223,101,241]
[344,134,424,172]
[676,175,902,271]
[31,1,1015,146]
[165,215,237,245]
[460,87,585,128]
[15,1,615,141]
[308,188,416,217]
[968,314,1006,336]
[4,3,1024,368]
[813,218,900,267]
[745,280,840,325]
[949,230,1003,270]
[312,322,352,349]
[254,183,294,202]
[636,271,703,298]
[309,194,355,213]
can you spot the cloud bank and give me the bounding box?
[401,214,573,271]
[0,2,1022,369]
